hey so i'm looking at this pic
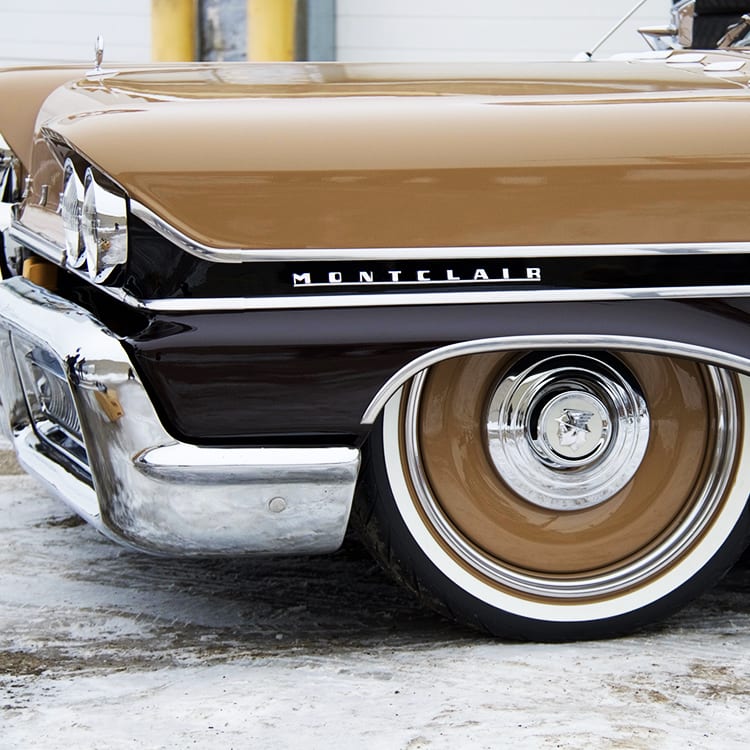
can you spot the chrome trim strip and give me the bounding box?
[139,285,750,312]
[361,334,750,424]
[12,210,750,311]
[131,201,750,263]
[0,277,360,556]
[135,443,358,485]
[8,219,147,308]
[9,221,65,265]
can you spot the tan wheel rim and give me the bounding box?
[401,351,740,600]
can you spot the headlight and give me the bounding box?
[61,159,85,268]
[0,132,21,203]
[81,167,128,283]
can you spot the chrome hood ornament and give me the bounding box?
[87,35,105,77]
[95,35,104,72]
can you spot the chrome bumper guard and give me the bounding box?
[0,277,359,555]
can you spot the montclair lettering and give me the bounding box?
[292,266,543,288]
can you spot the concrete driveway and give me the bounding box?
[1,441,749,749]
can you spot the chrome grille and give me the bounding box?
[11,335,88,471]
[24,347,81,435]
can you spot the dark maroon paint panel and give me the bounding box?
[124,297,750,445]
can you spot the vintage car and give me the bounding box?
[3,1,750,641]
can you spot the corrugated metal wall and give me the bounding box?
[0,0,151,66]
[336,0,672,61]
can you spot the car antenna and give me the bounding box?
[577,0,651,60]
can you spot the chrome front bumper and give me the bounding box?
[0,276,359,555]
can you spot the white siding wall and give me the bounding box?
[337,0,672,61]
[0,0,151,66]
[0,0,674,66]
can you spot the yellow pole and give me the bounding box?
[152,0,196,62]
[248,0,296,61]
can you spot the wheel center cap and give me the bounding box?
[538,391,610,465]
[485,354,650,511]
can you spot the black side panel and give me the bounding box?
[124,298,750,445]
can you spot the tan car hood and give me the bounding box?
[35,59,750,250]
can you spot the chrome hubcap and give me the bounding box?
[486,354,650,511]
[536,391,611,465]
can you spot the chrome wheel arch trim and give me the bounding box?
[361,334,750,424]
[381,373,750,622]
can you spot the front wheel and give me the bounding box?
[354,351,750,640]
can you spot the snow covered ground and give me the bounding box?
[1,442,750,749]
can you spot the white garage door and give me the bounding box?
[336,0,672,62]
[0,0,150,66]
[0,1,675,67]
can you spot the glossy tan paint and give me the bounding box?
[412,352,729,579]
[17,55,750,252]
[0,66,88,168]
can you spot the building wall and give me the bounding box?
[336,0,672,62]
[0,0,674,66]
[0,0,151,66]
[200,0,246,61]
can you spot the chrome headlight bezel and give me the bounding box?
[61,158,86,268]
[80,167,128,284]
